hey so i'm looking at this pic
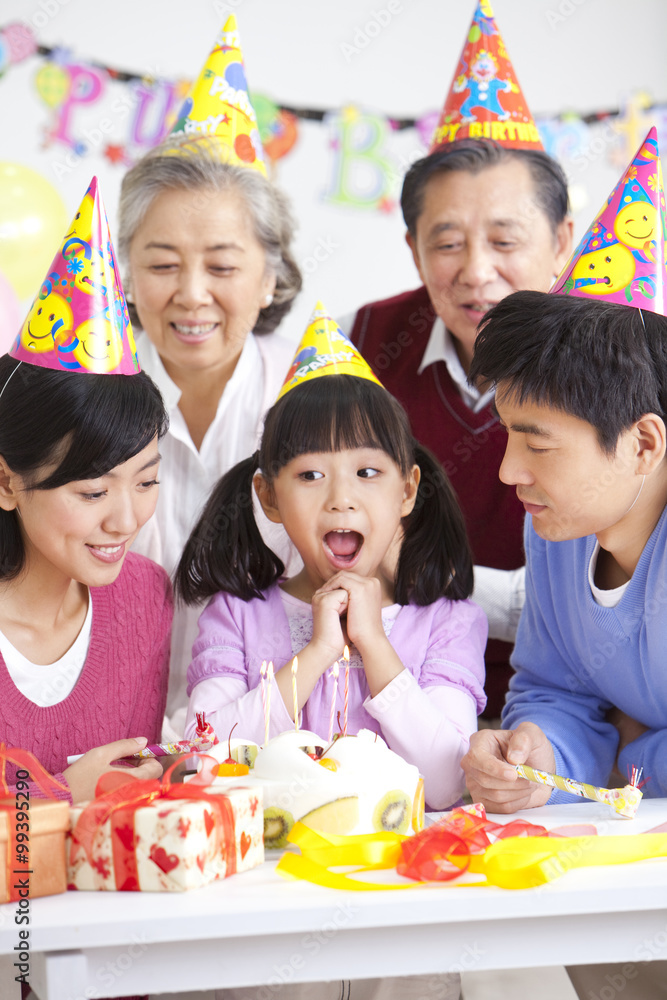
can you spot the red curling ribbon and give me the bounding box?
[397,807,549,882]
[0,744,70,798]
[70,754,237,890]
[0,744,69,902]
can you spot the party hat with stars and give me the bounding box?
[169,14,267,174]
[430,0,543,152]
[277,302,383,400]
[552,126,666,312]
[11,177,139,374]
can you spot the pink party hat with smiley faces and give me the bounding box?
[552,126,667,313]
[11,177,139,374]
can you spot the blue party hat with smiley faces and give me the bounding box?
[11,177,139,374]
[552,127,667,313]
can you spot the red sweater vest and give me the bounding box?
[351,286,525,716]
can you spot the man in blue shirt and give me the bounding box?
[462,290,667,811]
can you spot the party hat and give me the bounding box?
[430,0,543,152]
[169,15,266,175]
[277,302,383,400]
[12,177,139,374]
[552,127,666,312]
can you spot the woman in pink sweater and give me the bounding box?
[0,354,173,804]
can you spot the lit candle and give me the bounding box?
[291,656,299,731]
[328,661,339,744]
[259,660,268,746]
[266,661,273,741]
[343,645,350,737]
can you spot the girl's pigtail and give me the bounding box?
[395,442,473,605]
[175,452,284,605]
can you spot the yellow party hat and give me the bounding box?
[11,177,139,375]
[277,302,383,400]
[169,15,267,174]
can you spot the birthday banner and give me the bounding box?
[2,20,667,215]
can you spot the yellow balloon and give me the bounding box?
[35,63,70,109]
[0,163,69,301]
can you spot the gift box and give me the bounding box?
[0,745,71,903]
[0,798,69,901]
[68,777,263,892]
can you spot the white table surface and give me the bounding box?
[2,800,667,1000]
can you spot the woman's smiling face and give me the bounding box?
[2,438,161,588]
[128,186,275,378]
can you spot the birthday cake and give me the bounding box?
[205,729,425,848]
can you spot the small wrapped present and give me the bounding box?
[68,757,263,892]
[0,745,70,902]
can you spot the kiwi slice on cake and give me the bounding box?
[372,790,411,834]
[231,744,259,767]
[263,807,295,849]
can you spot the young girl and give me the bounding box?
[179,373,486,812]
[0,353,173,805]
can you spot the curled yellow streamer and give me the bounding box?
[276,822,667,891]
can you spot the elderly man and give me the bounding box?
[347,2,573,717]
[349,140,572,717]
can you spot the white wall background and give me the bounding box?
[1,0,667,343]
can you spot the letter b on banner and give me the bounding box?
[323,110,394,210]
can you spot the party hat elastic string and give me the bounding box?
[0,360,22,405]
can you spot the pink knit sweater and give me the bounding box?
[0,553,173,801]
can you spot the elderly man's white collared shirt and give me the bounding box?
[416,315,495,413]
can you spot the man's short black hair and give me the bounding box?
[401,139,570,238]
[469,290,667,455]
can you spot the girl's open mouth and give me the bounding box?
[323,529,364,567]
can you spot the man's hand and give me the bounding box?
[461,722,556,813]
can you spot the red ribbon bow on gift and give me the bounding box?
[70,755,237,890]
[0,744,69,902]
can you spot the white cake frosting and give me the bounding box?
[203,729,424,846]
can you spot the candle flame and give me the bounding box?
[332,660,339,679]
[343,645,350,662]
[291,656,298,675]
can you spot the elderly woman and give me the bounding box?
[118,139,302,737]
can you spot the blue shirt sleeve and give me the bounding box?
[501,518,620,802]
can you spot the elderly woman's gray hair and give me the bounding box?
[118,137,302,334]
